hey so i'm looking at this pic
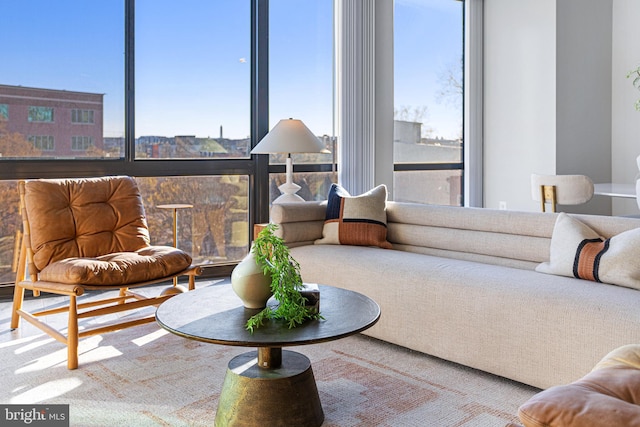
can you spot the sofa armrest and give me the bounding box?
[270,201,326,246]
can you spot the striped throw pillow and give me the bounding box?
[314,184,392,249]
[536,213,640,290]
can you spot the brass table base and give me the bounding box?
[215,350,324,427]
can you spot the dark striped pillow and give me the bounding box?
[314,184,392,249]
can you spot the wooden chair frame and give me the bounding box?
[10,180,202,369]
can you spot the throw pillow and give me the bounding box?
[314,183,392,249]
[535,213,640,290]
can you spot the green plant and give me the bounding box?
[246,223,322,332]
[628,66,640,111]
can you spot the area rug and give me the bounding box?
[1,285,538,426]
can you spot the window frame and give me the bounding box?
[27,106,54,123]
[71,109,95,124]
[28,135,55,151]
[0,0,464,277]
[0,0,274,279]
[71,136,93,151]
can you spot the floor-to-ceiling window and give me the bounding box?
[0,0,465,288]
[394,0,464,205]
[0,0,265,287]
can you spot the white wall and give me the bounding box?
[556,0,612,215]
[484,0,556,211]
[612,0,640,215]
[374,0,394,198]
[483,0,625,214]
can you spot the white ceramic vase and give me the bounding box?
[231,249,272,309]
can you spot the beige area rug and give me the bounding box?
[1,284,538,427]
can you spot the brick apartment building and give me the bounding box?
[0,84,104,157]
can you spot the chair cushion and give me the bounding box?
[24,176,151,272]
[518,344,640,427]
[315,184,392,249]
[38,245,192,286]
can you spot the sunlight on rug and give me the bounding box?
[11,377,84,404]
[1,316,538,426]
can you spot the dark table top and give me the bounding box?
[156,284,380,347]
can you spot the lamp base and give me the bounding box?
[272,156,305,204]
[273,192,305,204]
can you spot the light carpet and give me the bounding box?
[1,284,538,427]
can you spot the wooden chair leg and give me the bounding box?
[10,285,25,329]
[189,274,195,291]
[67,294,79,370]
[118,287,128,304]
[12,236,27,329]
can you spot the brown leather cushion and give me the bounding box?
[518,344,640,427]
[24,176,151,272]
[39,245,192,286]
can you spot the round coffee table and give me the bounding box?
[156,284,380,427]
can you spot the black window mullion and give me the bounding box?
[125,0,135,162]
[394,162,464,172]
[251,0,270,226]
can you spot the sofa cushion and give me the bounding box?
[315,184,392,249]
[289,243,640,389]
[38,245,192,286]
[536,213,640,290]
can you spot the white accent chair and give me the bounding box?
[531,174,594,213]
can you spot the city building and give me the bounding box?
[0,84,103,158]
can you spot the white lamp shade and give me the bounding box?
[251,119,327,154]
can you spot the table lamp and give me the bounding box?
[251,118,328,203]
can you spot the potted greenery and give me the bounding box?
[628,66,640,111]
[245,223,322,332]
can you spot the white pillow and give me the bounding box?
[536,213,640,290]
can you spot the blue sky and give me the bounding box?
[395,0,463,139]
[0,0,462,140]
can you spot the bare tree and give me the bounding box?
[436,57,463,108]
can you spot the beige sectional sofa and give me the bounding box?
[270,201,640,390]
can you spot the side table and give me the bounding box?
[156,284,380,426]
[157,203,193,290]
